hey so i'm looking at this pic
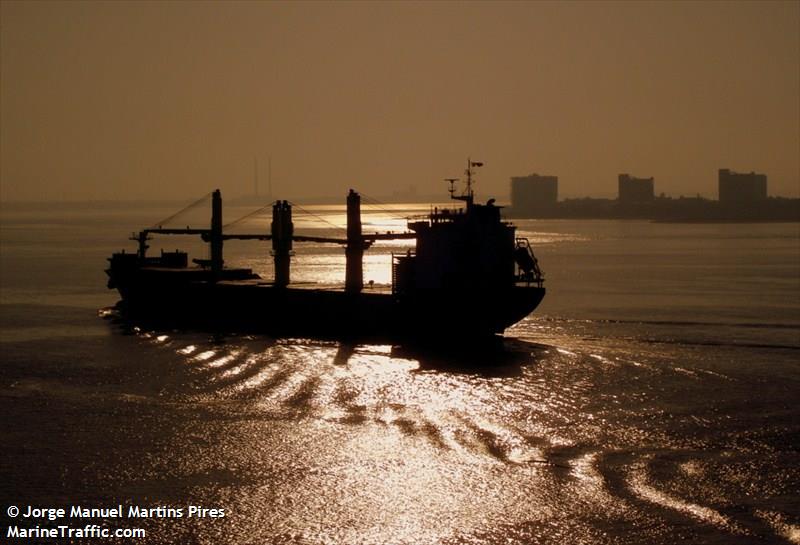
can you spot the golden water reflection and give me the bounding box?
[110,316,800,545]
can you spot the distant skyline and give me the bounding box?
[1,0,798,202]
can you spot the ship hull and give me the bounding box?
[108,269,545,339]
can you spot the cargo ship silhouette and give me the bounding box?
[106,160,545,339]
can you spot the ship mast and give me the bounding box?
[450,157,483,207]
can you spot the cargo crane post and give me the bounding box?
[345,189,365,294]
[271,200,293,287]
[209,189,224,276]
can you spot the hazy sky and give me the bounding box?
[1,0,798,202]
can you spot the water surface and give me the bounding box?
[1,204,798,544]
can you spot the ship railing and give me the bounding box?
[515,272,544,288]
[406,206,465,226]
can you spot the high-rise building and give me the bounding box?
[510,174,558,215]
[618,174,655,203]
[718,169,767,205]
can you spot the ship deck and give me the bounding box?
[217,279,395,295]
[138,266,394,294]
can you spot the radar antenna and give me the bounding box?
[445,178,460,199]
